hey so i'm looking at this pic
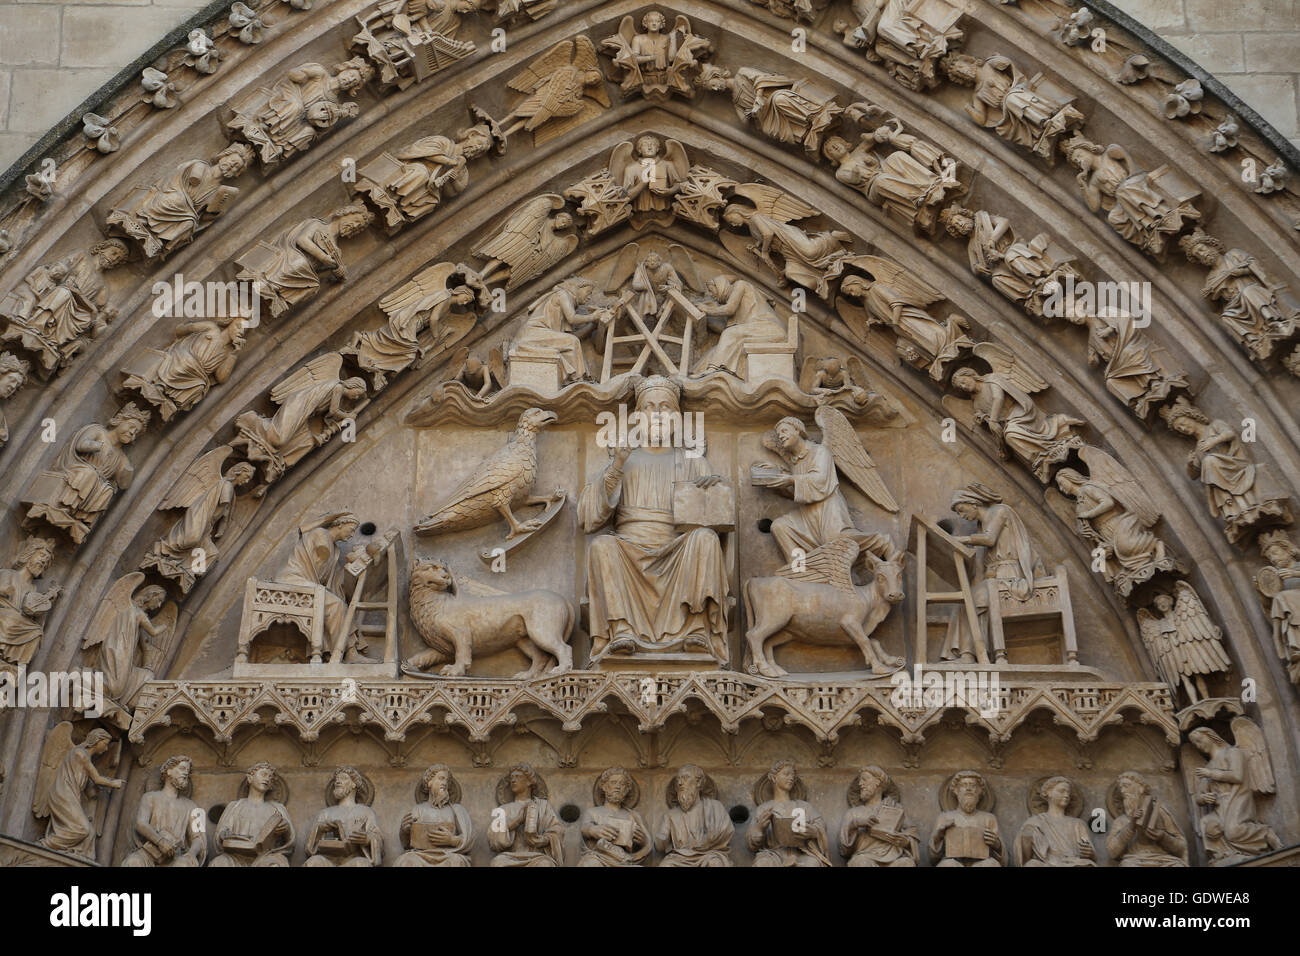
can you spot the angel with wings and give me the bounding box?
[1138,582,1232,706]
[611,135,689,226]
[722,184,854,299]
[1055,445,1179,596]
[499,37,610,145]
[754,406,898,564]
[469,194,578,293]
[838,257,972,379]
[233,354,368,494]
[950,343,1084,483]
[446,345,506,400]
[0,250,117,376]
[140,446,255,593]
[1188,718,1281,864]
[36,724,122,859]
[83,573,176,722]
[601,11,712,99]
[344,261,478,389]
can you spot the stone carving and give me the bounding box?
[1179,231,1299,367]
[467,194,577,292]
[1064,309,1189,420]
[656,765,733,866]
[405,558,575,677]
[579,376,730,664]
[1062,135,1201,259]
[141,67,179,109]
[951,54,1084,163]
[34,725,122,859]
[105,144,253,261]
[1164,78,1203,119]
[1256,531,1300,684]
[1055,446,1179,597]
[352,112,501,231]
[748,0,828,21]
[688,274,786,380]
[1057,7,1094,47]
[490,764,564,866]
[304,767,383,866]
[493,0,553,22]
[0,351,30,447]
[1208,115,1239,153]
[505,277,613,388]
[83,573,176,724]
[120,314,248,420]
[395,764,474,866]
[272,512,370,664]
[1137,582,1232,707]
[939,206,1082,318]
[82,113,120,153]
[1188,718,1280,864]
[229,2,272,44]
[748,760,830,866]
[445,346,505,401]
[602,11,711,100]
[236,204,375,319]
[696,65,842,155]
[183,28,224,74]
[227,58,373,167]
[721,184,855,298]
[1106,770,1188,866]
[415,405,563,544]
[579,767,651,866]
[0,536,58,667]
[840,766,918,866]
[140,447,254,593]
[344,262,478,389]
[566,135,689,236]
[22,403,150,544]
[498,37,610,146]
[1014,776,1096,866]
[232,354,368,494]
[839,259,972,379]
[835,0,964,91]
[929,770,1003,866]
[1253,161,1287,196]
[1160,398,1292,543]
[0,245,121,377]
[798,356,873,403]
[351,0,479,91]
[210,762,294,866]
[121,755,206,867]
[825,106,963,234]
[950,343,1084,482]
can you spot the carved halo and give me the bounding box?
[324,765,375,806]
[938,770,996,812]
[752,759,808,804]
[665,766,719,807]
[235,761,290,804]
[496,763,549,805]
[415,764,464,804]
[845,765,902,807]
[1026,775,1084,817]
[592,766,641,808]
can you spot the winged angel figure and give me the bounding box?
[601,12,712,100]
[1054,445,1179,596]
[82,572,177,723]
[721,183,856,299]
[1137,581,1232,707]
[754,404,898,564]
[499,37,610,146]
[1187,717,1281,864]
[950,342,1084,483]
[468,194,578,293]
[233,354,369,495]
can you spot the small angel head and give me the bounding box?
[552,210,575,232]
[1188,727,1226,758]
[822,135,850,164]
[135,585,166,614]
[774,416,806,452]
[1151,590,1174,614]
[949,366,980,395]
[1054,467,1086,498]
[342,376,368,401]
[642,251,664,271]
[642,10,666,32]
[225,461,257,488]
[84,728,115,756]
[721,204,751,228]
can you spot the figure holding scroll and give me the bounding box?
[929,770,1003,867]
[747,760,831,867]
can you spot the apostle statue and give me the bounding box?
[1105,771,1188,866]
[655,765,733,866]
[120,314,248,422]
[1014,776,1097,866]
[122,755,206,867]
[304,767,384,867]
[395,764,475,866]
[839,766,918,866]
[489,763,564,867]
[929,770,1003,867]
[579,375,730,663]
[578,767,652,866]
[747,760,831,866]
[210,762,294,867]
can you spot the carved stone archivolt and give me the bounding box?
[0,0,1297,869]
